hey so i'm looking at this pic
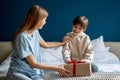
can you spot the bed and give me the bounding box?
[0,36,120,80]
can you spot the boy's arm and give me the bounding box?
[83,36,94,63]
[62,36,71,63]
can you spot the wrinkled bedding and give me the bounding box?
[1,44,120,80]
[40,46,120,80]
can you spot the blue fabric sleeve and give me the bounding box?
[16,35,32,59]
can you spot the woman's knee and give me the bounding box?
[5,70,32,80]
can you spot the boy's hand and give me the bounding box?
[80,59,87,63]
[66,59,71,64]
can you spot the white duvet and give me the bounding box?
[92,51,120,72]
[40,46,120,80]
[0,46,120,79]
[40,46,120,72]
[40,46,65,80]
[40,46,65,66]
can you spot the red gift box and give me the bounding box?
[64,60,92,77]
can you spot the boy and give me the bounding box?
[62,16,98,72]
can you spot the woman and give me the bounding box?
[5,5,69,80]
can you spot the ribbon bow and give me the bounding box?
[68,60,85,76]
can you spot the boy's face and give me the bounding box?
[72,24,83,36]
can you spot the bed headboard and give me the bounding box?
[0,42,12,64]
[0,42,120,64]
[105,42,120,59]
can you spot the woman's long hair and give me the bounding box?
[12,5,48,47]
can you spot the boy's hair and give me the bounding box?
[73,16,88,31]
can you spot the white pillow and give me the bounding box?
[93,52,120,64]
[91,36,107,52]
[40,46,65,79]
[40,46,65,66]
[106,46,110,52]
[0,54,11,74]
[91,36,110,62]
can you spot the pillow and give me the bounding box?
[40,46,65,66]
[91,36,110,62]
[40,46,65,79]
[91,36,107,52]
[0,54,11,74]
[106,46,110,52]
[93,52,120,64]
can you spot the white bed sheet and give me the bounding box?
[40,46,120,79]
[40,46,65,66]
[93,51,120,72]
[0,54,11,79]
[40,46,65,80]
[1,46,120,80]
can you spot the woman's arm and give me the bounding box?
[40,39,67,48]
[26,54,69,77]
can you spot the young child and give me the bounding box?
[62,16,98,72]
[5,5,69,80]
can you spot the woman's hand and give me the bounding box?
[62,36,70,42]
[57,64,70,77]
[61,41,67,46]
[61,36,70,45]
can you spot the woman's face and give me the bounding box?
[72,24,83,36]
[37,17,47,29]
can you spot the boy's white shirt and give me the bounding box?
[62,32,94,63]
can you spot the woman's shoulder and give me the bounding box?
[18,31,27,37]
[16,31,29,41]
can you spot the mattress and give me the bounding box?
[55,72,120,80]
[0,72,6,80]
[1,72,120,80]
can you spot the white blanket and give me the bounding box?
[40,46,65,66]
[92,51,120,72]
[40,46,120,79]
[1,46,120,79]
